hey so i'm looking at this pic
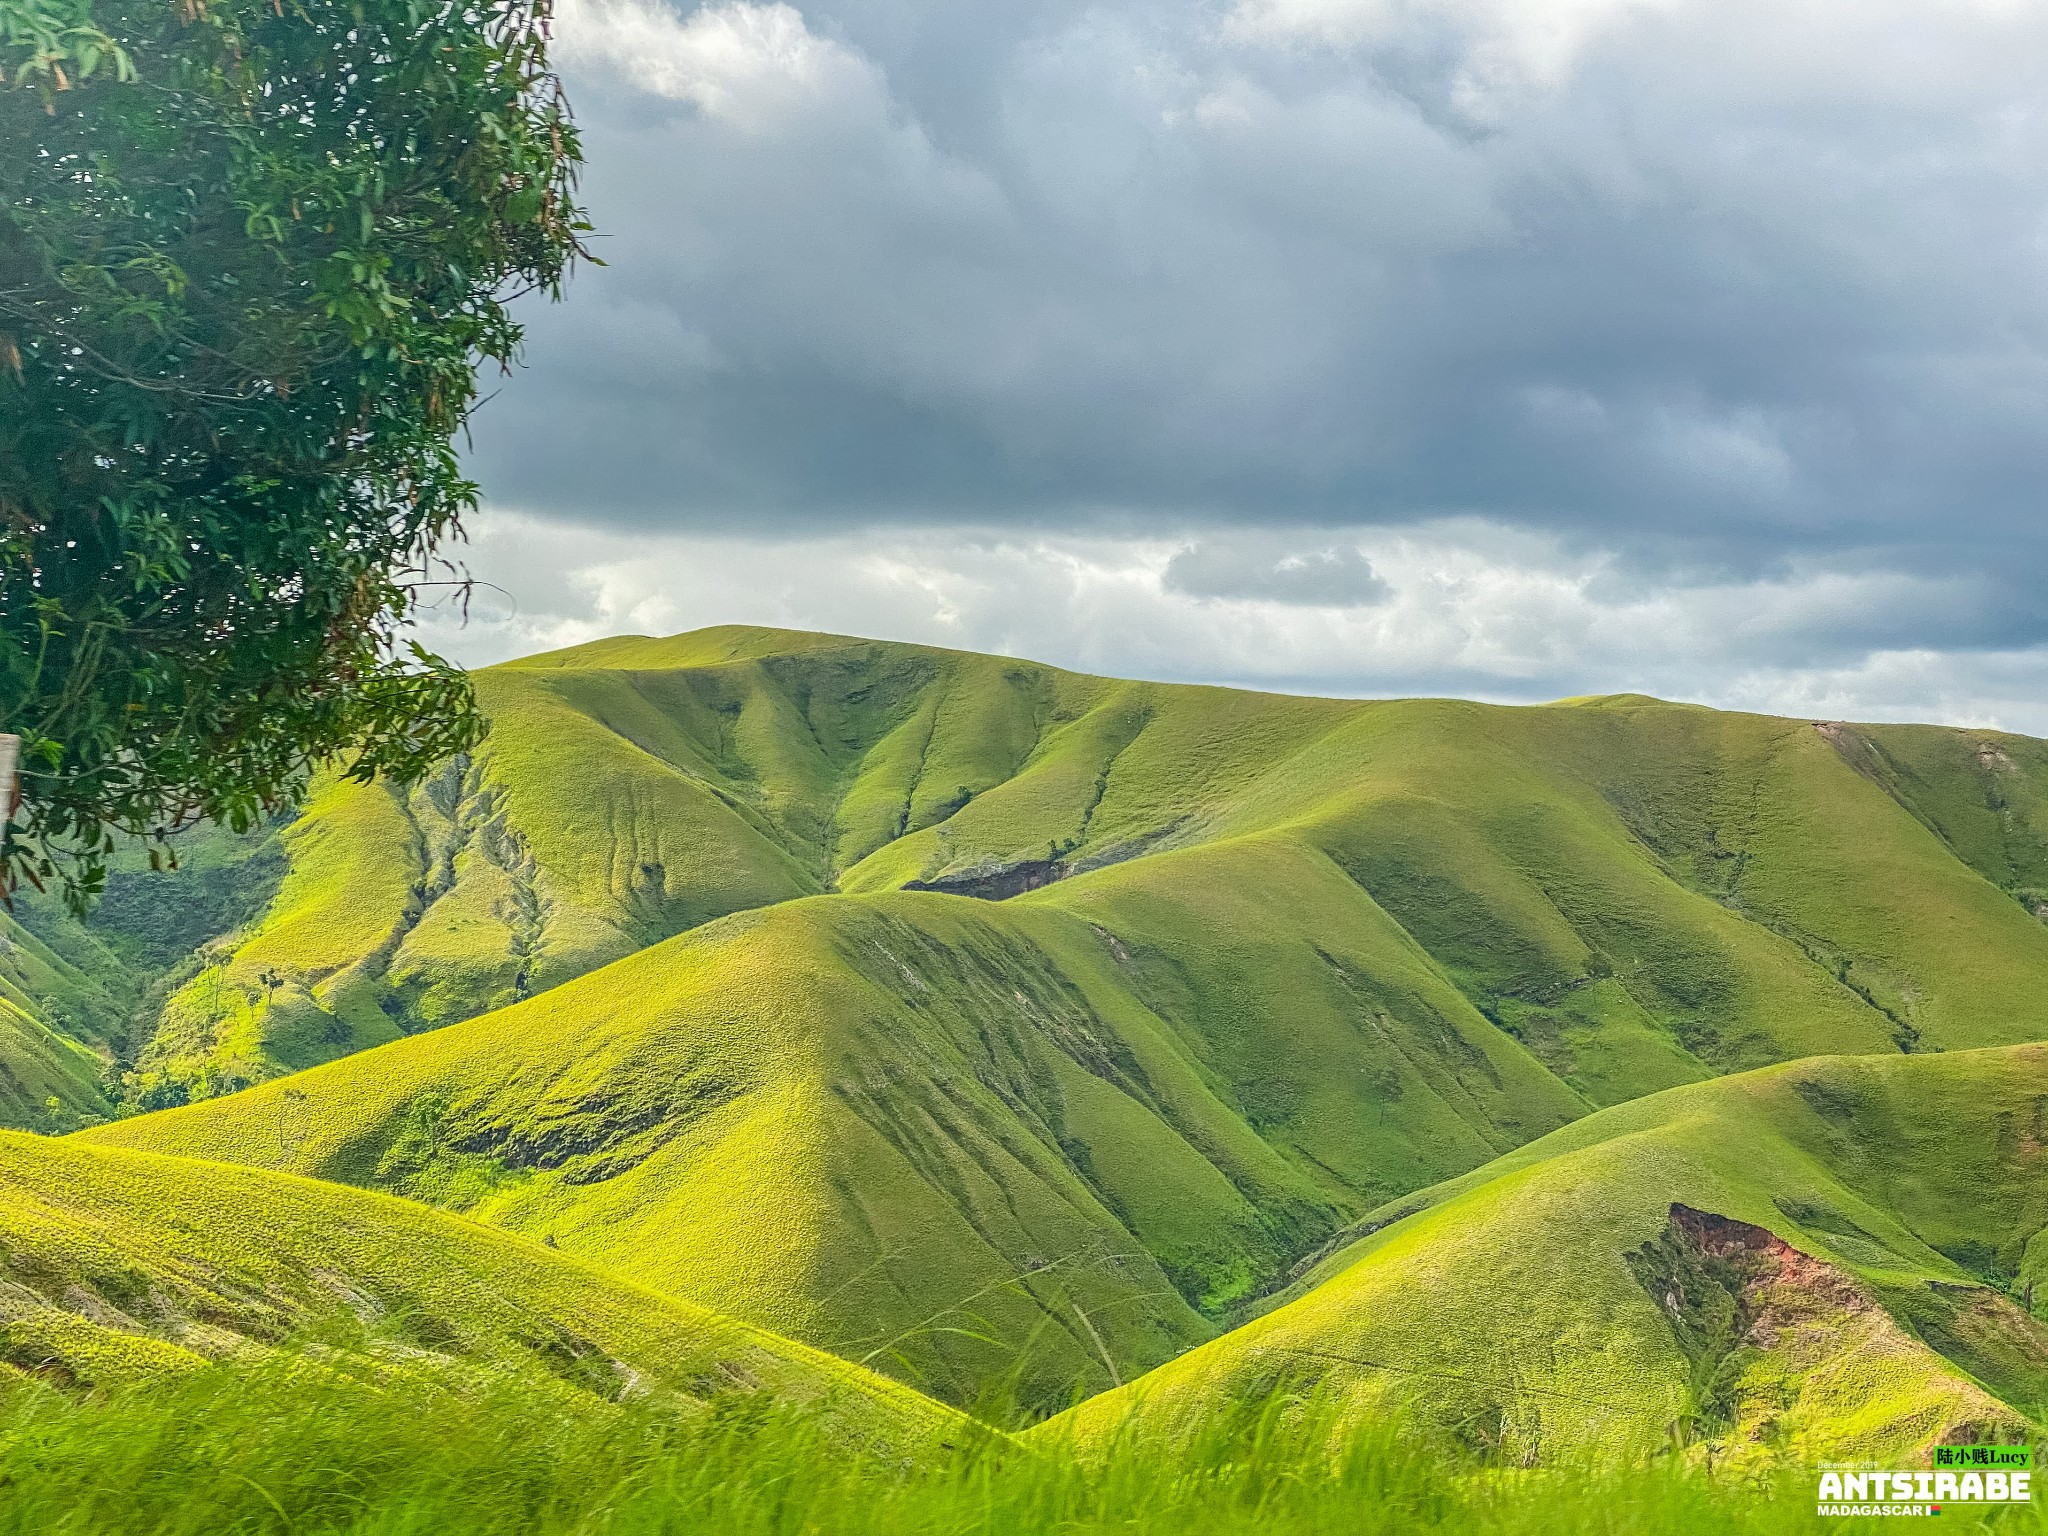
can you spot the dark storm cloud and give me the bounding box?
[462,0,2048,663]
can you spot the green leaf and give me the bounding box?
[0,0,587,911]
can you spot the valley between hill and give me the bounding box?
[1050,1044,2048,1465]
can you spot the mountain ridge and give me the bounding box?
[66,624,2048,1410]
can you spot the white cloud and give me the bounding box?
[415,508,2048,733]
[556,0,874,131]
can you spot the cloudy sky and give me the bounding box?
[425,0,2048,729]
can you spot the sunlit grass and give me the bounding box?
[71,627,2048,1418]
[0,1362,1990,1536]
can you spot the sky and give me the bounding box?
[422,0,2048,730]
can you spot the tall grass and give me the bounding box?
[2,1363,2015,1535]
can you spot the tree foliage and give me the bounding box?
[0,0,585,906]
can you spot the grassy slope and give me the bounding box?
[135,627,2048,1103]
[83,883,1580,1410]
[0,1366,1843,1536]
[1050,1045,2048,1465]
[124,631,961,1096]
[0,1129,950,1448]
[0,820,288,1124]
[0,913,119,1129]
[80,626,2048,1407]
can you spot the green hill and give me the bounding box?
[118,626,2048,1106]
[80,882,1580,1407]
[0,818,288,1125]
[72,625,2048,1411]
[0,1127,952,1448]
[1048,1045,2048,1466]
[0,912,119,1129]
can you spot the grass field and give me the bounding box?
[15,624,2048,1495]
[0,1130,950,1448]
[1055,1044,2048,1466]
[0,1361,1909,1536]
[70,625,2048,1411]
[9,1054,2048,1527]
[0,1117,1952,1534]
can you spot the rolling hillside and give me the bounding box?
[0,911,120,1129]
[0,820,288,1126]
[0,1129,953,1448]
[1049,1045,2048,1466]
[73,625,2048,1409]
[119,627,2048,1106]
[81,886,1581,1407]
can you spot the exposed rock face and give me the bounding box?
[904,860,1064,901]
[1627,1204,2035,1466]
